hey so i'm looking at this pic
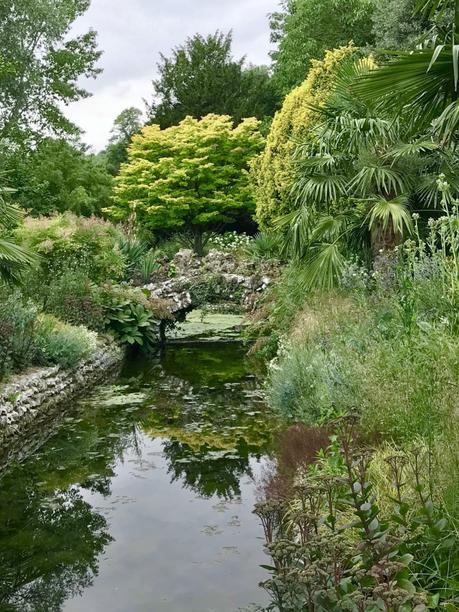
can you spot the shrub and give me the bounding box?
[251,45,356,230]
[35,314,98,368]
[99,284,171,349]
[0,292,38,378]
[44,270,105,331]
[244,232,283,261]
[255,418,459,610]
[15,213,126,286]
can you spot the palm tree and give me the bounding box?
[354,0,459,143]
[278,56,459,288]
[0,180,38,283]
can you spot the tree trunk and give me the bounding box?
[193,231,205,257]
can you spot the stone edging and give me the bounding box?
[0,342,124,464]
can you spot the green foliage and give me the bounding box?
[0,179,38,284]
[108,114,264,255]
[266,283,459,440]
[188,274,243,308]
[283,55,459,289]
[6,138,113,216]
[0,290,97,378]
[35,314,97,369]
[244,232,283,261]
[15,213,126,287]
[354,0,459,142]
[0,0,101,145]
[102,107,143,175]
[255,419,459,610]
[99,284,171,350]
[44,270,105,332]
[147,31,279,128]
[138,252,160,284]
[0,291,38,377]
[252,45,356,230]
[117,236,148,278]
[371,0,432,49]
[270,0,374,95]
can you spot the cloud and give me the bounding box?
[67,0,279,151]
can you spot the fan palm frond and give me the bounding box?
[324,115,398,152]
[274,206,314,259]
[348,164,408,197]
[293,151,340,172]
[294,174,348,207]
[0,238,39,284]
[302,242,347,290]
[353,48,458,133]
[367,196,413,236]
[0,177,39,283]
[432,100,459,144]
[388,140,440,161]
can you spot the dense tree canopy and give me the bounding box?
[371,0,430,49]
[147,31,280,129]
[8,139,113,216]
[101,107,144,175]
[270,0,374,95]
[107,114,264,254]
[0,0,101,146]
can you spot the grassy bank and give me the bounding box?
[248,222,459,608]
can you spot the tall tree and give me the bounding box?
[0,0,101,146]
[270,0,375,95]
[371,0,431,49]
[147,31,279,129]
[102,107,143,175]
[107,114,264,255]
[8,139,113,216]
[354,0,459,143]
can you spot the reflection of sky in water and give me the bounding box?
[0,343,275,612]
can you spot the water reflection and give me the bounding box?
[0,343,277,611]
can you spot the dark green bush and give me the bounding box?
[44,270,105,331]
[0,292,38,378]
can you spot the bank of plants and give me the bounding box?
[254,416,459,611]
[0,291,98,378]
[247,0,459,605]
[0,211,176,383]
[249,167,459,609]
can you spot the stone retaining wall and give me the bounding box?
[0,342,124,468]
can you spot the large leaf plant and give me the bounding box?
[279,55,459,289]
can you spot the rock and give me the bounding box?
[144,249,280,317]
[0,342,124,471]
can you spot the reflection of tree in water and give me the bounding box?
[0,483,111,611]
[0,343,277,608]
[0,397,144,611]
[163,437,259,499]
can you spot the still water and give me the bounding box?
[0,343,278,612]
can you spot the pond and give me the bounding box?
[0,342,278,612]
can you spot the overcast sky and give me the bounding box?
[67,0,279,152]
